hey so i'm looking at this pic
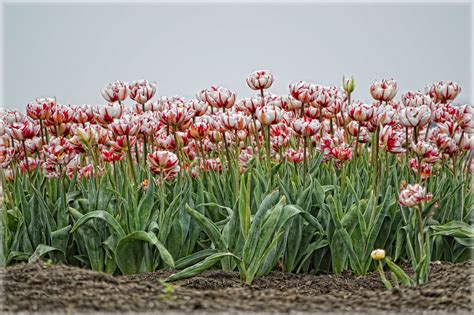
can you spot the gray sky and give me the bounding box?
[3,2,472,109]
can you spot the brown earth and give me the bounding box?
[1,261,473,314]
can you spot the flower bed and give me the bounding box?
[1,72,472,289]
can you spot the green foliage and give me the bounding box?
[1,147,472,286]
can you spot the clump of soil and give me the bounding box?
[1,261,472,313]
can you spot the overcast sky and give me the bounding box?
[3,2,472,109]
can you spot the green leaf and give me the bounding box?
[166,252,241,282]
[185,205,227,251]
[330,229,347,274]
[115,231,175,275]
[385,257,412,286]
[175,249,219,269]
[28,244,63,264]
[70,210,125,239]
[238,173,251,240]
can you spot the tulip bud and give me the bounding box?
[342,75,355,94]
[371,249,386,261]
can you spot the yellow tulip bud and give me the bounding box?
[371,249,386,261]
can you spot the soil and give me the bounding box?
[1,261,473,314]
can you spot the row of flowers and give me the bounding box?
[0,72,472,207]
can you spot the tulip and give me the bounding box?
[311,87,336,108]
[159,96,187,110]
[42,160,61,178]
[109,135,136,152]
[139,115,157,137]
[159,107,194,130]
[2,110,25,124]
[289,81,315,104]
[436,134,458,156]
[402,91,434,108]
[370,249,386,261]
[204,86,236,110]
[374,104,398,126]
[455,132,473,151]
[370,79,398,102]
[95,103,123,125]
[246,70,274,92]
[289,81,316,117]
[188,99,209,117]
[20,157,38,173]
[379,126,406,154]
[205,158,222,173]
[433,81,461,103]
[411,140,440,164]
[292,117,321,137]
[303,106,321,119]
[266,95,290,110]
[285,95,303,111]
[43,136,75,166]
[7,121,39,141]
[46,105,73,126]
[220,112,248,131]
[458,105,473,133]
[237,97,264,115]
[342,75,355,95]
[332,145,353,162]
[0,147,15,168]
[399,105,431,128]
[147,150,180,179]
[133,101,161,114]
[409,158,432,180]
[286,148,305,164]
[128,80,157,105]
[101,80,128,103]
[256,105,283,126]
[26,97,55,120]
[72,105,95,124]
[347,101,374,122]
[24,137,43,154]
[239,148,254,172]
[110,116,141,137]
[188,121,211,140]
[70,163,94,180]
[101,149,124,163]
[399,184,432,207]
[48,123,72,137]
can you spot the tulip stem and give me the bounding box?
[265,126,272,181]
[372,126,380,197]
[39,119,46,143]
[125,135,138,185]
[199,139,207,161]
[143,135,148,169]
[424,121,431,141]
[405,127,411,181]
[377,261,392,289]
[319,109,323,137]
[172,126,182,168]
[417,157,422,183]
[22,140,32,183]
[252,116,261,162]
[222,132,232,173]
[303,136,308,183]
[415,206,424,259]
[354,123,361,159]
